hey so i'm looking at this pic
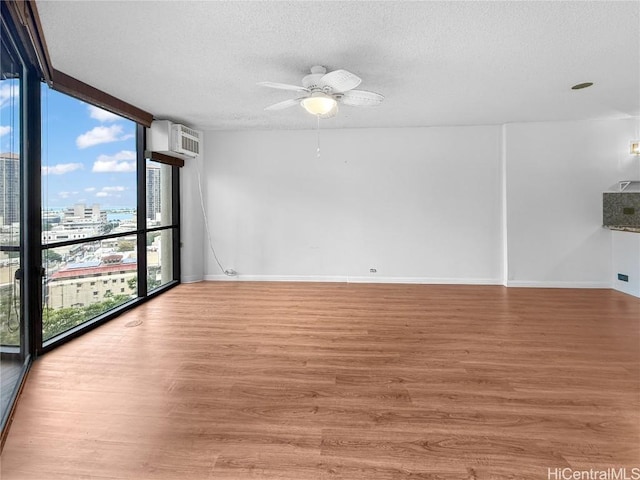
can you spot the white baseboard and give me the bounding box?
[346,276,502,285]
[181,275,205,284]
[204,274,502,285]
[506,280,612,289]
[202,274,614,289]
[204,274,348,282]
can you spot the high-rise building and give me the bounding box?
[0,152,20,226]
[146,164,161,222]
[63,203,107,224]
[42,203,107,243]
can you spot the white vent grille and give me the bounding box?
[171,124,200,157]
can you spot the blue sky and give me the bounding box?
[0,81,20,155]
[40,84,138,210]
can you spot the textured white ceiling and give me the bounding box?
[36,1,639,131]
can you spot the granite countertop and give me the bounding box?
[606,226,640,233]
[603,192,640,229]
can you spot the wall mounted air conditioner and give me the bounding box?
[147,120,201,159]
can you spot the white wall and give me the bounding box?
[612,230,640,297]
[504,118,640,287]
[201,126,503,283]
[186,118,639,287]
[179,152,205,283]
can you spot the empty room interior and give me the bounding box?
[1,1,639,478]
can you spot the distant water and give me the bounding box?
[107,212,135,222]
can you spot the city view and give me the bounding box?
[0,82,173,345]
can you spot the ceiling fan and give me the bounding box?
[258,66,384,118]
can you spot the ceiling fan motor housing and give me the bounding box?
[302,66,330,90]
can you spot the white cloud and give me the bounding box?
[94,185,127,198]
[76,125,124,149]
[0,126,11,137]
[88,105,120,123]
[84,187,96,192]
[92,150,136,173]
[0,84,19,109]
[58,191,77,199]
[42,163,84,176]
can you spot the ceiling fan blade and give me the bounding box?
[264,97,305,111]
[340,89,384,106]
[318,69,362,93]
[319,103,339,119]
[257,81,309,92]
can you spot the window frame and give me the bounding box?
[40,124,181,353]
[0,3,35,443]
[1,1,182,442]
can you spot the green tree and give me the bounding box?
[42,294,131,340]
[102,222,118,234]
[117,240,135,252]
[0,286,20,346]
[127,275,161,292]
[147,232,160,246]
[148,276,161,290]
[43,250,62,263]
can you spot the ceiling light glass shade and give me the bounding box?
[300,93,337,116]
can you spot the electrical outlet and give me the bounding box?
[369,268,377,273]
[618,273,629,282]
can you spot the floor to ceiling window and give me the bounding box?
[0,14,29,433]
[146,161,177,291]
[39,84,181,350]
[41,86,140,342]
[0,1,181,439]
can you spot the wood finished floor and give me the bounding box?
[1,282,639,479]
[0,358,25,425]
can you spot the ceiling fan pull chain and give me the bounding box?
[316,114,321,158]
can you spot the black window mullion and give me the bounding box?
[172,166,180,282]
[41,229,143,250]
[146,225,177,234]
[136,124,147,297]
[23,65,42,356]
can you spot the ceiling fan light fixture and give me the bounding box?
[300,92,337,116]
